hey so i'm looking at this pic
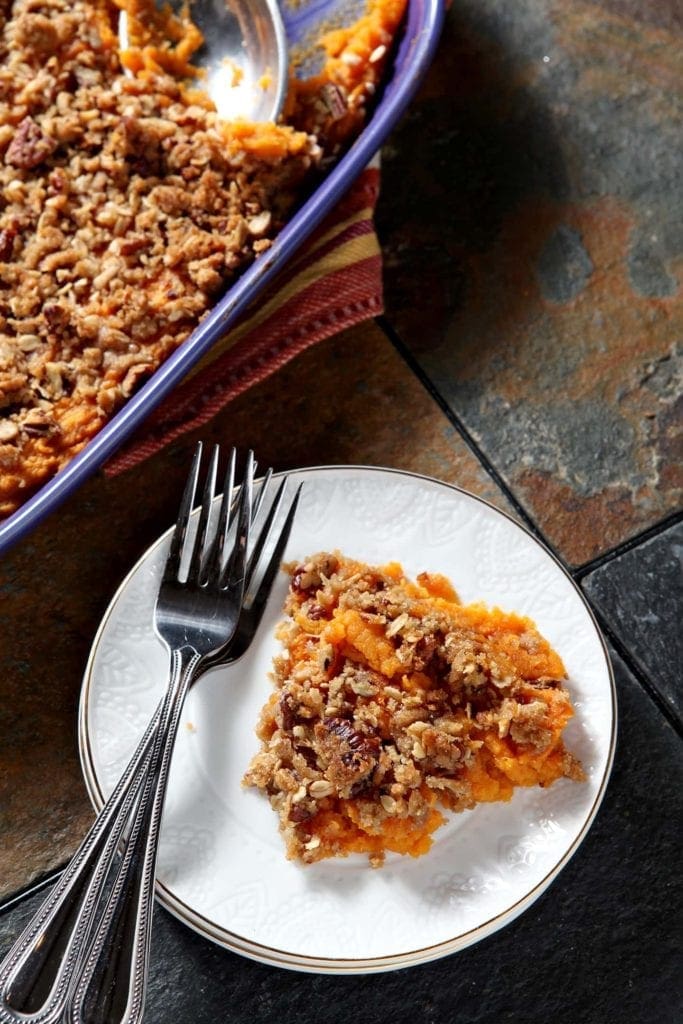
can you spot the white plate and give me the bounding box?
[79,466,616,973]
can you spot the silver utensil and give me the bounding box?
[0,445,301,1024]
[118,0,288,122]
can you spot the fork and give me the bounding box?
[0,445,300,1024]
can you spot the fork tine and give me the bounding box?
[204,446,236,580]
[252,467,273,523]
[219,450,254,591]
[244,482,302,621]
[163,442,203,584]
[244,475,287,586]
[187,443,219,584]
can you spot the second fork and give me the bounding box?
[0,446,300,1024]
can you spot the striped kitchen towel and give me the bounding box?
[106,165,382,474]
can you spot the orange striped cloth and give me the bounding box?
[106,166,382,474]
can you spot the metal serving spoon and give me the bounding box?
[119,0,288,122]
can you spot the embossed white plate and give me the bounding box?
[79,466,616,973]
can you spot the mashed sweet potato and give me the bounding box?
[243,552,585,866]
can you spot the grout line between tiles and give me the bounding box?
[590,608,683,737]
[376,314,683,586]
[1,318,679,919]
[0,867,63,918]
[376,315,683,736]
[374,316,565,561]
[573,508,683,581]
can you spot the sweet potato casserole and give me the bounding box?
[244,552,585,867]
[0,0,406,516]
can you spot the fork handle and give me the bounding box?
[0,643,198,1024]
[67,644,200,1024]
[0,702,163,1024]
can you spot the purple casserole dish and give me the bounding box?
[0,0,445,555]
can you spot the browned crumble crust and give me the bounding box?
[244,552,585,867]
[0,0,324,514]
[0,0,407,515]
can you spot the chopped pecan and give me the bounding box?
[323,717,374,751]
[0,228,15,262]
[22,410,55,435]
[291,565,320,594]
[279,693,298,733]
[305,602,327,621]
[288,804,312,823]
[43,303,69,329]
[6,117,56,170]
[315,717,380,791]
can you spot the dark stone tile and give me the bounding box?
[535,224,594,304]
[0,321,511,902]
[3,650,680,1023]
[376,0,683,566]
[583,521,683,722]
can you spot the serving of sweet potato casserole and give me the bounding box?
[244,551,585,867]
[0,0,406,516]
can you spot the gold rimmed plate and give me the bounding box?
[79,466,616,973]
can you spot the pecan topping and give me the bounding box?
[0,228,15,262]
[291,565,319,593]
[323,717,375,751]
[279,693,298,733]
[305,602,327,621]
[22,411,55,435]
[315,717,380,791]
[288,804,312,823]
[243,552,583,867]
[6,117,56,170]
[43,303,69,329]
[0,0,329,518]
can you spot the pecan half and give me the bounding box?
[315,717,380,790]
[6,117,56,170]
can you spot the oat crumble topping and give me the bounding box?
[243,552,585,867]
[0,0,406,515]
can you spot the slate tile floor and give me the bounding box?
[1,652,681,1022]
[583,522,683,723]
[376,0,682,566]
[1,0,681,1020]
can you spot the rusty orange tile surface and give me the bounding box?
[0,321,512,901]
[377,0,682,565]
